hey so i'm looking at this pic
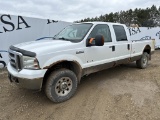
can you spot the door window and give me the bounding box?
[88,24,112,42]
[113,25,127,41]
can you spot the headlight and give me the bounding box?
[23,56,40,69]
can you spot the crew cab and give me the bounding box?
[7,22,155,102]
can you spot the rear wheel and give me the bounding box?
[136,52,149,69]
[45,68,78,103]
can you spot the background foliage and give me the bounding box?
[75,5,160,27]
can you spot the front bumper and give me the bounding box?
[7,63,47,90]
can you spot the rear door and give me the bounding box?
[113,25,131,64]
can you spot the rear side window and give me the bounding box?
[113,25,127,41]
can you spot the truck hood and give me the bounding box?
[14,40,77,56]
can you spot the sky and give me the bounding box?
[0,0,160,22]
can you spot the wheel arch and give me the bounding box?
[42,60,82,87]
[143,45,151,60]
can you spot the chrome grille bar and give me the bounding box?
[8,49,23,71]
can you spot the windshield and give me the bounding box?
[54,23,93,42]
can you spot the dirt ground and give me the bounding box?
[0,50,160,120]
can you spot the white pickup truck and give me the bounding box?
[7,22,155,102]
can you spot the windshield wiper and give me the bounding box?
[53,37,77,42]
[58,37,69,40]
[58,37,71,41]
[52,37,56,39]
[52,37,68,40]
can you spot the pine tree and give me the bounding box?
[75,5,160,27]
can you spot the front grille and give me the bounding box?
[8,49,23,71]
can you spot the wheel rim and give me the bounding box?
[55,77,73,96]
[142,56,148,66]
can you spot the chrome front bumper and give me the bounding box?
[8,73,43,90]
[7,63,47,90]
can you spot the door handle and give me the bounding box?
[109,46,115,51]
[127,44,130,50]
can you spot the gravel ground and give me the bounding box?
[0,50,160,120]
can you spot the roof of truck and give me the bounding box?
[78,22,125,26]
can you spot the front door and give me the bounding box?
[84,24,115,74]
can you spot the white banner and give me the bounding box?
[129,27,160,48]
[0,14,71,68]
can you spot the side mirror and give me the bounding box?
[95,35,104,46]
[87,35,104,47]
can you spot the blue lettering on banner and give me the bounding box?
[47,19,58,24]
[0,50,8,68]
[0,14,31,33]
[128,27,141,36]
[0,14,59,34]
[156,31,160,39]
[140,36,151,40]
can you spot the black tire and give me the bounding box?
[45,68,78,103]
[136,52,149,69]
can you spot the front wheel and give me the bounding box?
[45,69,78,103]
[136,52,149,69]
